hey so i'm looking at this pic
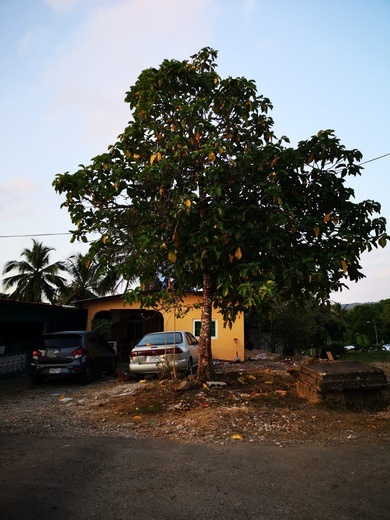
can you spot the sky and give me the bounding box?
[0,0,389,304]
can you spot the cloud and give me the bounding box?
[243,0,256,17]
[0,177,38,220]
[19,31,34,54]
[44,0,116,13]
[44,0,83,13]
[44,0,213,146]
[1,177,36,194]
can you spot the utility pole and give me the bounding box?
[367,320,379,345]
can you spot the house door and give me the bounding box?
[127,320,144,349]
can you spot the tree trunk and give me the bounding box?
[197,271,214,381]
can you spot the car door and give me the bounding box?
[185,332,199,364]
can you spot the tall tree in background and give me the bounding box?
[53,48,387,380]
[2,239,67,303]
[58,253,104,304]
[58,252,130,304]
[271,299,337,355]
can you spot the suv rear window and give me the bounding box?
[43,335,82,349]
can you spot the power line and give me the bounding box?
[1,152,389,240]
[360,152,390,165]
[0,233,72,238]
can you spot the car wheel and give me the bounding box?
[186,357,194,376]
[30,375,43,385]
[79,364,93,385]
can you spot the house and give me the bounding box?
[78,292,244,362]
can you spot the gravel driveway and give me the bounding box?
[1,358,389,446]
[0,372,139,439]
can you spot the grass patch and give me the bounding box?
[340,350,390,363]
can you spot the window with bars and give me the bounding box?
[193,320,217,338]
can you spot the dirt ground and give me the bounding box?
[2,354,390,519]
[74,353,390,446]
[1,352,389,446]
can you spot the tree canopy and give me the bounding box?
[53,47,387,379]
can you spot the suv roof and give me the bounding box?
[44,330,88,336]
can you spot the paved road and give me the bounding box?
[0,434,389,520]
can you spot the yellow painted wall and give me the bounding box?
[161,293,244,361]
[81,293,244,362]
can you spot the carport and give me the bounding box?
[0,298,87,378]
[92,306,164,360]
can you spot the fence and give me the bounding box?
[0,352,31,379]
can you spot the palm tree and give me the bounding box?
[58,249,136,304]
[2,239,68,303]
[331,302,349,323]
[58,253,107,304]
[91,246,138,294]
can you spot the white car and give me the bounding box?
[129,331,198,376]
[382,344,390,352]
[343,345,355,351]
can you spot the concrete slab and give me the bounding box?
[296,360,390,411]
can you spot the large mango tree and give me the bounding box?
[53,48,387,380]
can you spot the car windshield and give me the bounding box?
[42,335,82,349]
[138,332,183,346]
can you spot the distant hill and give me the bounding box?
[343,302,379,309]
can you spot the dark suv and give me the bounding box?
[30,331,117,385]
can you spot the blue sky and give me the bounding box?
[0,0,389,304]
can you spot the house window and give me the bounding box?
[193,320,217,338]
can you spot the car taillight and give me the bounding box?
[32,350,42,360]
[130,347,183,357]
[70,348,83,359]
[169,347,183,354]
